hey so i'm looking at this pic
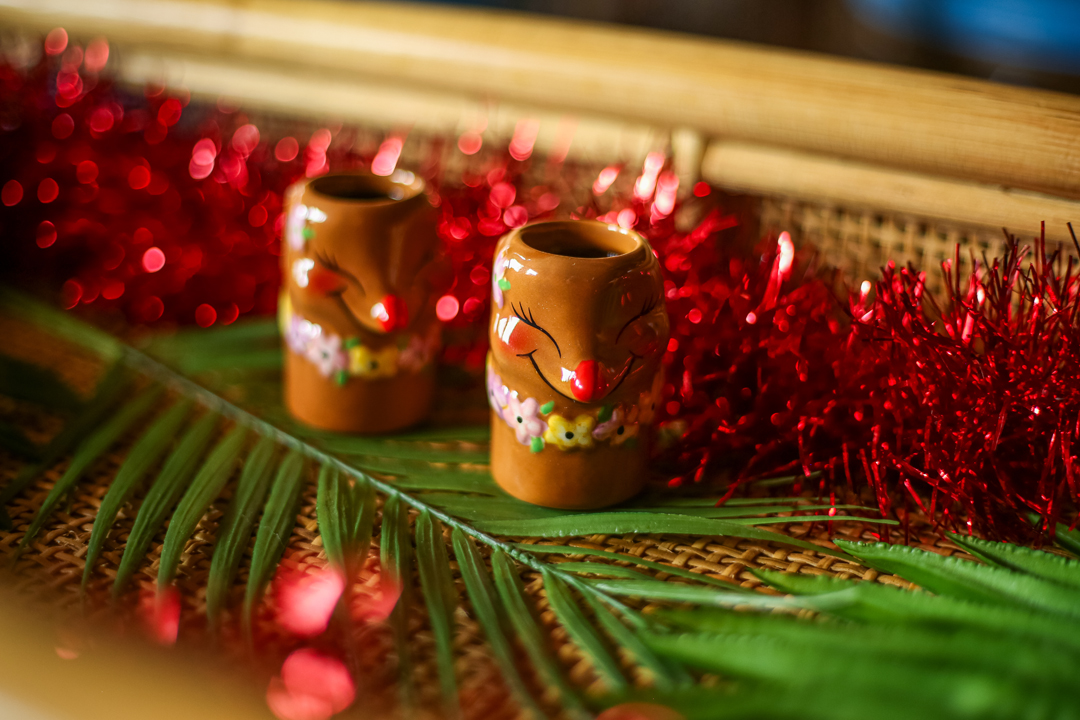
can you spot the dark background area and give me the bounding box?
[420,0,1080,95]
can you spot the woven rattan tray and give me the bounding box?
[0,309,978,719]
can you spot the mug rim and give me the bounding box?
[307,169,425,205]
[514,219,645,261]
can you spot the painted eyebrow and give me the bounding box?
[512,302,561,357]
[616,295,659,343]
[314,251,365,292]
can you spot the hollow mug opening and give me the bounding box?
[519,221,641,259]
[308,170,423,203]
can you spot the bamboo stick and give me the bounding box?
[116,50,666,166]
[1,0,1078,199]
[703,141,1080,243]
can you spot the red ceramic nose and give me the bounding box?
[373,294,409,332]
[571,359,606,402]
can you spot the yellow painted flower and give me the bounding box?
[543,413,595,451]
[348,344,398,379]
[278,292,292,335]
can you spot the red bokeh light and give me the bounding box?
[276,568,344,638]
[435,295,460,321]
[44,28,68,56]
[457,132,482,155]
[76,160,98,184]
[142,247,166,273]
[267,649,355,720]
[36,221,57,248]
[37,178,59,203]
[128,166,151,189]
[51,113,74,139]
[195,303,217,327]
[275,136,299,162]
[2,180,22,206]
[85,37,109,72]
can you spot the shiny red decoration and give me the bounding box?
[2,35,1076,542]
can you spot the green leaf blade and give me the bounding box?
[21,386,162,548]
[542,570,628,693]
[415,510,461,720]
[476,513,849,558]
[452,529,541,718]
[206,435,278,632]
[948,533,1080,591]
[243,449,306,641]
[156,424,247,591]
[82,399,194,590]
[0,354,83,411]
[114,412,220,598]
[491,551,586,716]
[379,494,416,714]
[0,362,130,527]
[837,540,1080,619]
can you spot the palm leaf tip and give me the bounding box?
[112,412,219,599]
[415,510,462,720]
[82,398,195,591]
[206,435,278,631]
[156,425,248,593]
[20,385,163,550]
[242,450,306,642]
[452,528,543,717]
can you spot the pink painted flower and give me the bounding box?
[487,363,509,412]
[503,394,547,445]
[492,250,509,309]
[306,333,347,377]
[286,203,309,250]
[593,405,640,445]
[398,325,440,372]
[285,313,320,355]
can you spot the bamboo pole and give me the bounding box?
[703,141,1080,243]
[1,0,1078,199]
[116,49,666,166]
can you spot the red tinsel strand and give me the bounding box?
[4,36,1080,542]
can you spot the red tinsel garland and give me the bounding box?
[2,35,1077,542]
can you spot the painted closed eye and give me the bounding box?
[511,302,561,357]
[313,252,364,296]
[616,295,660,343]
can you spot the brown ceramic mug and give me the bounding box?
[487,220,669,509]
[280,170,441,433]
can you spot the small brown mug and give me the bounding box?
[487,220,669,509]
[281,170,441,433]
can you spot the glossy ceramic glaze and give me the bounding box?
[281,170,441,433]
[488,220,669,508]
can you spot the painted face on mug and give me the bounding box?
[284,171,439,336]
[489,222,668,406]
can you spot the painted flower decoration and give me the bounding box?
[544,414,595,451]
[348,344,398,379]
[492,250,510,309]
[286,203,309,250]
[487,363,509,412]
[638,372,663,424]
[593,405,640,445]
[398,326,438,373]
[307,334,348,378]
[503,394,547,446]
[285,312,323,357]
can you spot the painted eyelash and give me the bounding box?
[313,251,364,292]
[616,295,660,343]
[512,302,561,357]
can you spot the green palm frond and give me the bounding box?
[641,541,1080,720]
[12,290,1062,719]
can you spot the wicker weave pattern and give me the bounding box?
[760,196,1006,295]
[0,314,977,718]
